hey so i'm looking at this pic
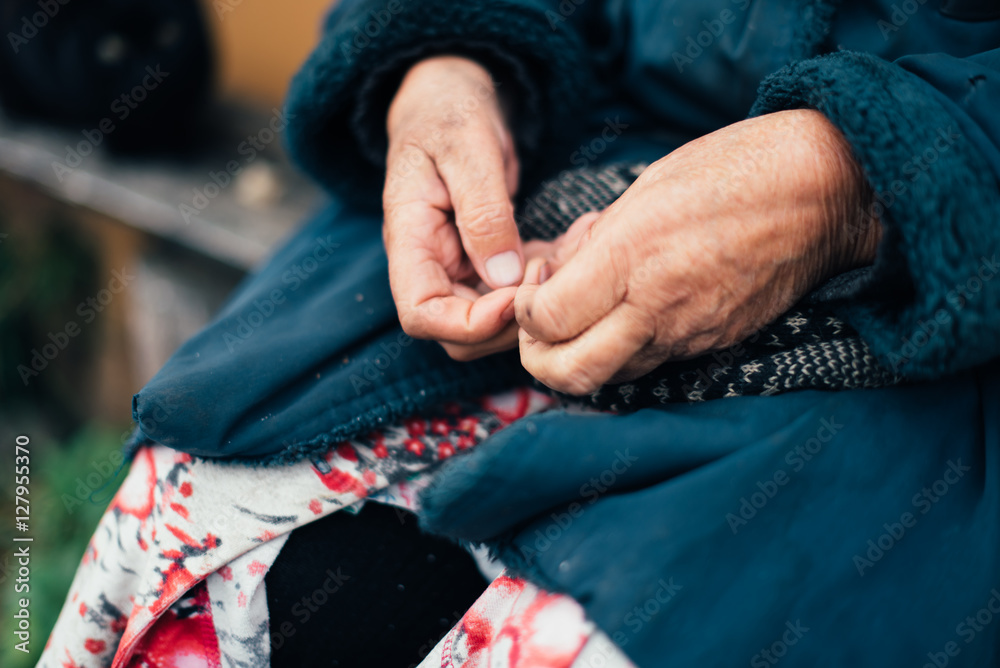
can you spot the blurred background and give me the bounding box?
[0,1,334,664]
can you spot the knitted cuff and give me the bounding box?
[751,51,1000,379]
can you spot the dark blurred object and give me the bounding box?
[0,0,214,153]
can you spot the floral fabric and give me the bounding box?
[41,389,629,668]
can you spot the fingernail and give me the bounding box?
[538,262,552,284]
[485,251,522,287]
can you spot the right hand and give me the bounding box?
[383,55,525,361]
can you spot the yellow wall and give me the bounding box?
[204,0,335,108]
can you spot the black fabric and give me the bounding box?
[266,502,488,668]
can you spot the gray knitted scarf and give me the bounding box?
[515,162,904,412]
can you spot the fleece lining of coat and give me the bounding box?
[752,50,1000,379]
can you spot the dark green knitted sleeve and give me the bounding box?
[751,49,1000,379]
[284,0,593,208]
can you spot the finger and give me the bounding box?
[514,214,627,343]
[384,137,452,214]
[384,141,517,343]
[565,210,603,249]
[383,140,458,277]
[437,258,544,361]
[399,280,517,344]
[522,239,557,264]
[547,210,602,271]
[436,128,524,289]
[445,279,520,360]
[522,257,548,285]
[496,114,521,199]
[518,304,651,395]
[439,318,519,362]
[383,153,463,336]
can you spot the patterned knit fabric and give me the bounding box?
[515,162,905,411]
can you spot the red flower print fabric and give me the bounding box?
[40,389,633,668]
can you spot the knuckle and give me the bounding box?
[458,201,515,240]
[439,109,471,131]
[556,356,603,396]
[398,310,431,340]
[382,200,423,235]
[638,156,671,184]
[524,294,573,341]
[411,121,456,156]
[389,139,431,167]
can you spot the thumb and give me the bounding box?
[549,210,603,270]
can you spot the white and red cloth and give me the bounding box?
[40,388,634,668]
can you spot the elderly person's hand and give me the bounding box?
[383,55,526,361]
[515,109,883,395]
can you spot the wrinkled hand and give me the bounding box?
[383,56,525,361]
[515,110,881,395]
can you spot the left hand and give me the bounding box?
[436,220,598,361]
[383,56,524,361]
[514,109,881,395]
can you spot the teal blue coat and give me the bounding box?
[132,1,1000,665]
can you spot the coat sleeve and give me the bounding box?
[284,0,594,208]
[751,48,1000,380]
